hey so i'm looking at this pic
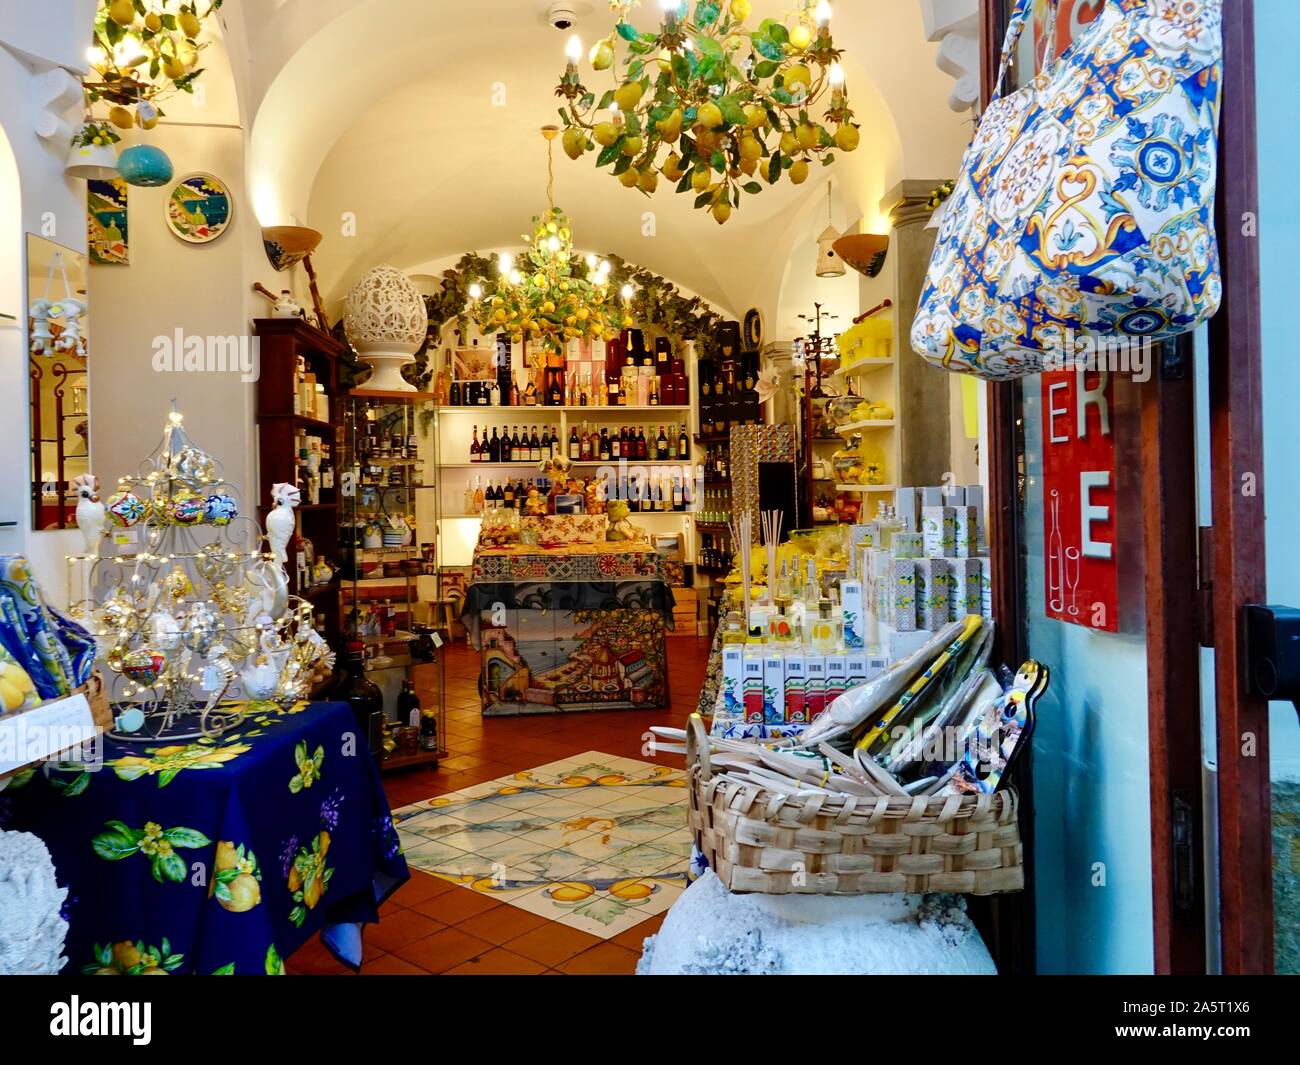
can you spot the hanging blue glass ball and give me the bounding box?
[117,144,174,187]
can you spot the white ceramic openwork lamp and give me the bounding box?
[344,264,428,393]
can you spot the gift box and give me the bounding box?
[954,506,978,559]
[884,557,918,633]
[950,558,984,620]
[742,652,765,725]
[783,653,807,724]
[921,506,958,558]
[892,531,924,559]
[915,558,953,631]
[804,655,827,722]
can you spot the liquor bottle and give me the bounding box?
[550,427,561,459]
[515,478,526,508]
[510,374,520,407]
[568,425,580,460]
[470,425,481,463]
[678,425,689,459]
[487,377,501,406]
[449,379,462,406]
[636,426,648,460]
[673,474,684,511]
[656,425,669,460]
[503,480,515,507]
[488,426,501,462]
[599,427,611,461]
[511,426,523,462]
[610,426,621,460]
[530,426,542,462]
[548,369,564,406]
[341,643,384,756]
[523,373,538,406]
[419,707,439,753]
[473,475,485,512]
[582,424,595,461]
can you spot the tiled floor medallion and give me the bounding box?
[393,752,691,939]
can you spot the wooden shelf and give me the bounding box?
[380,748,444,773]
[439,404,690,414]
[835,419,896,434]
[348,389,438,403]
[835,483,898,492]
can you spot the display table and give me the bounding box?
[5,700,407,975]
[462,540,676,715]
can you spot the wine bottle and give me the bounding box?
[341,643,384,757]
[470,425,481,463]
[449,379,462,406]
[678,425,689,459]
[568,425,580,460]
[656,425,669,460]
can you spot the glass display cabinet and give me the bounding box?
[339,389,447,771]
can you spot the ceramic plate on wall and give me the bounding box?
[165,172,233,244]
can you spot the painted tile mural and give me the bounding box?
[392,752,690,938]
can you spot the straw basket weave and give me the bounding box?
[686,717,1024,896]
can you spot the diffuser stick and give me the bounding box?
[731,511,753,631]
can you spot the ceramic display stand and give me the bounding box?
[0,829,68,975]
[636,870,995,975]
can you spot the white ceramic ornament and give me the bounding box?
[265,482,300,564]
[343,264,427,393]
[71,473,106,554]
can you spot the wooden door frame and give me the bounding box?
[1207,0,1272,976]
[977,0,1221,975]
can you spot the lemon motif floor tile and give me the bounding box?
[394,752,692,938]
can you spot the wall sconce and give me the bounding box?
[832,232,890,278]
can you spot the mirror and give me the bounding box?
[26,234,89,531]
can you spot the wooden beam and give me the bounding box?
[1209,0,1273,975]
[1140,343,1206,975]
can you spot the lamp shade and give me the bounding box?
[344,264,428,393]
[117,143,174,187]
[262,225,323,271]
[65,140,119,180]
[832,233,890,278]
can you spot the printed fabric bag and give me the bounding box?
[910,0,1223,381]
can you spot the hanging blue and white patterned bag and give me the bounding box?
[911,0,1223,381]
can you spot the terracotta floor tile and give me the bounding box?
[365,906,446,954]
[456,903,549,944]
[391,926,495,973]
[288,935,355,975]
[503,923,603,968]
[361,953,429,975]
[412,888,503,925]
[390,869,457,907]
[443,947,548,975]
[556,942,642,975]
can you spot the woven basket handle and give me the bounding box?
[686,712,712,782]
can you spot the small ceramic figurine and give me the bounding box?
[604,499,645,542]
[266,482,300,564]
[524,486,546,516]
[71,474,105,554]
[272,289,304,319]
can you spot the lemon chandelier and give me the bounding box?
[469,127,632,357]
[555,0,858,224]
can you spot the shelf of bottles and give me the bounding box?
[338,392,446,769]
[431,325,703,564]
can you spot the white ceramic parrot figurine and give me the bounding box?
[266,482,300,564]
[72,473,105,554]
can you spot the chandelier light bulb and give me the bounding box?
[829,61,845,87]
[565,34,583,64]
[586,253,598,269]
[815,1,832,27]
[620,283,635,300]
[509,269,522,285]
[547,235,561,252]
[468,282,483,300]
[499,252,513,275]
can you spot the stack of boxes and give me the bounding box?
[711,484,991,740]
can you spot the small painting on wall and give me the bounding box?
[87,177,129,265]
[165,172,233,244]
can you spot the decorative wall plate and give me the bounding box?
[165,172,233,244]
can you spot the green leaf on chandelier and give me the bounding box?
[767,153,782,184]
[676,172,694,194]
[742,181,762,194]
[628,39,654,55]
[752,60,779,79]
[694,192,713,209]
[771,86,794,105]
[598,89,615,110]
[718,95,746,127]
[752,35,784,62]
[616,22,640,42]
[628,59,644,81]
[696,56,721,82]
[672,53,692,83]
[710,149,726,172]
[597,142,622,167]
[613,155,633,175]
[697,34,723,59]
[578,92,595,111]
[766,22,790,45]
[695,1,721,27]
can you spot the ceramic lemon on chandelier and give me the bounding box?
[556,0,858,223]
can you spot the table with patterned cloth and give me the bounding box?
[461,541,677,716]
[2,700,407,975]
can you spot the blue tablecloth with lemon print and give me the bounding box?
[3,700,407,975]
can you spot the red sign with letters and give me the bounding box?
[1040,369,1118,631]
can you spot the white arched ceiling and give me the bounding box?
[244,0,968,333]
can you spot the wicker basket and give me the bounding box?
[686,717,1024,896]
